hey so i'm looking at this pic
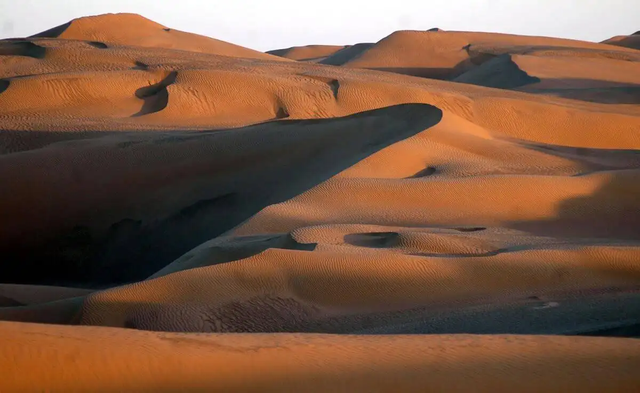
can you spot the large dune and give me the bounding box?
[30,13,286,60]
[336,30,635,77]
[268,30,640,104]
[1,13,640,392]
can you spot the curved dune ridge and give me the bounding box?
[1,13,640,392]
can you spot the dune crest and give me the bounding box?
[31,13,286,60]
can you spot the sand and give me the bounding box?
[1,13,639,392]
[267,44,347,62]
[603,32,640,50]
[2,322,640,392]
[330,30,638,79]
[31,13,286,60]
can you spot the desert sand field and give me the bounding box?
[1,13,639,392]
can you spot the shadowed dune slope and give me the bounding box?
[0,284,92,306]
[454,53,640,103]
[0,104,442,285]
[267,45,346,62]
[29,13,285,61]
[603,33,640,50]
[319,43,376,66]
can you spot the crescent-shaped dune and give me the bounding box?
[1,12,640,392]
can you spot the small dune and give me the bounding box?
[603,34,640,50]
[319,43,375,65]
[268,45,347,62]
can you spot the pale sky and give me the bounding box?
[0,0,637,51]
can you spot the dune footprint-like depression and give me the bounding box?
[1,13,640,392]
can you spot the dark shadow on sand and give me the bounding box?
[507,142,640,240]
[319,43,374,66]
[0,103,443,287]
[0,39,46,59]
[133,71,178,116]
[520,80,640,104]
[30,21,72,38]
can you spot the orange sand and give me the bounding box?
[2,321,640,392]
[1,13,640,392]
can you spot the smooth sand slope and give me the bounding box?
[1,14,640,392]
[267,45,346,62]
[2,322,640,392]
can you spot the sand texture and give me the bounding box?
[1,13,640,392]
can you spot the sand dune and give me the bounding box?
[267,43,380,66]
[308,30,640,103]
[267,44,346,62]
[30,13,285,60]
[1,13,640,391]
[603,32,640,50]
[0,104,442,284]
[335,30,636,78]
[3,322,639,392]
[454,53,640,103]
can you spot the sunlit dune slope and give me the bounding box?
[338,30,638,78]
[285,30,640,104]
[2,322,639,393]
[29,13,285,60]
